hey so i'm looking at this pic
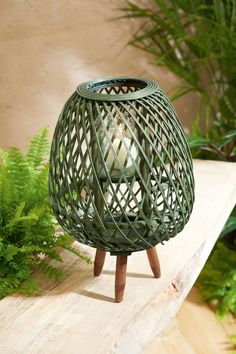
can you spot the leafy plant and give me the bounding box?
[119,0,236,321]
[120,0,236,161]
[230,334,236,354]
[198,242,236,320]
[0,128,91,299]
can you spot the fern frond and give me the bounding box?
[0,128,89,300]
[5,147,31,200]
[2,244,21,261]
[56,233,92,264]
[0,277,22,299]
[17,277,41,296]
[63,244,92,264]
[4,202,26,231]
[0,148,7,162]
[0,163,14,211]
[26,128,49,168]
[33,163,49,199]
[37,260,64,281]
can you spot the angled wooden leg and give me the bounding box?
[115,255,128,303]
[146,246,161,278]
[94,249,106,276]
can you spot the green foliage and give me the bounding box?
[120,0,236,162]
[0,128,91,299]
[231,334,236,354]
[120,0,236,321]
[220,214,236,240]
[198,242,236,320]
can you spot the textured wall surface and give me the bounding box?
[0,0,197,150]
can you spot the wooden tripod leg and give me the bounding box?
[94,249,106,276]
[115,255,128,303]
[146,247,161,278]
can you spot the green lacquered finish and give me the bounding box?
[49,77,195,255]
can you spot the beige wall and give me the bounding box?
[0,0,197,151]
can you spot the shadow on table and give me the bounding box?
[78,290,114,303]
[102,269,153,279]
[11,247,156,303]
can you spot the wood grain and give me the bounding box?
[146,247,161,278]
[145,287,236,354]
[115,256,128,303]
[0,160,236,354]
[94,249,106,276]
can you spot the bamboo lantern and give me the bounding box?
[49,77,195,302]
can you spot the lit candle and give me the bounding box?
[106,137,138,170]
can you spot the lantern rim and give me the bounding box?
[76,76,159,101]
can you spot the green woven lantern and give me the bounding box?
[49,77,194,302]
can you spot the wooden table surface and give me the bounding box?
[0,160,236,354]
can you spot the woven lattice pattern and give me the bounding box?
[49,77,194,255]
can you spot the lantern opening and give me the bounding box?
[77,77,159,101]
